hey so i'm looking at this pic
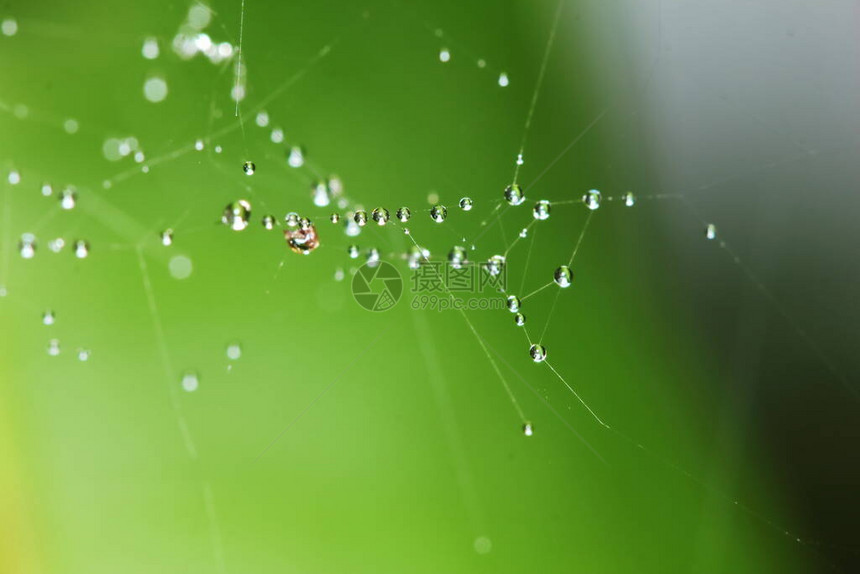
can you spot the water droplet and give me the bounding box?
[459,197,473,211]
[624,192,636,207]
[194,139,204,151]
[262,215,277,230]
[439,48,451,62]
[42,310,55,325]
[160,229,173,246]
[284,221,320,255]
[372,207,390,226]
[243,161,256,175]
[506,295,520,313]
[522,422,534,436]
[270,128,284,143]
[222,200,252,231]
[582,189,601,210]
[285,212,300,228]
[41,183,53,196]
[396,207,411,222]
[533,200,551,220]
[498,72,509,87]
[345,218,361,237]
[430,204,447,223]
[255,111,269,127]
[312,182,330,207]
[519,228,528,238]
[8,170,20,185]
[77,348,91,361]
[47,339,60,356]
[169,255,193,280]
[448,246,468,269]
[348,245,360,259]
[142,37,159,59]
[354,210,368,227]
[48,238,65,253]
[705,224,717,240]
[60,187,76,210]
[143,76,168,103]
[2,18,18,37]
[366,247,380,267]
[226,343,242,360]
[529,344,547,363]
[330,213,340,224]
[287,146,305,168]
[334,267,345,281]
[516,153,524,166]
[327,176,344,197]
[504,184,524,206]
[407,246,424,269]
[553,265,572,288]
[486,254,505,277]
[19,234,36,259]
[74,240,90,259]
[181,372,199,392]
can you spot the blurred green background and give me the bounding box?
[1,0,857,572]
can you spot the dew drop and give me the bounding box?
[48,238,65,253]
[255,111,269,127]
[439,47,451,62]
[582,189,602,211]
[514,313,525,327]
[529,344,547,363]
[42,310,55,325]
[41,183,53,197]
[47,339,60,356]
[459,197,473,211]
[2,18,18,37]
[533,200,551,220]
[312,182,330,207]
[19,234,36,259]
[504,184,525,206]
[330,213,340,223]
[285,212,300,228]
[354,210,368,227]
[194,139,204,151]
[486,254,505,277]
[348,245,360,259]
[160,229,173,246]
[261,215,277,230]
[553,265,572,288]
[430,204,447,223]
[287,146,305,168]
[226,343,242,360]
[705,223,717,240]
[519,228,528,238]
[222,200,252,231]
[74,240,90,259]
[8,170,20,185]
[506,295,520,313]
[169,255,193,280]
[243,161,256,175]
[285,220,320,255]
[448,245,468,269]
[143,76,168,103]
[498,72,509,87]
[522,422,534,436]
[345,219,361,237]
[142,37,159,60]
[181,372,199,392]
[372,207,390,226]
[396,207,411,222]
[366,247,380,267]
[60,187,77,210]
[624,192,636,207]
[77,348,91,361]
[516,153,524,166]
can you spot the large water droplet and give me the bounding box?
[582,189,601,211]
[396,207,411,222]
[222,200,252,231]
[529,344,547,363]
[372,207,390,226]
[354,210,368,227]
[459,197,473,211]
[504,184,524,206]
[553,265,572,288]
[430,204,447,223]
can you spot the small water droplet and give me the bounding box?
[514,313,525,326]
[624,192,636,207]
[430,204,447,223]
[60,187,77,210]
[48,238,65,253]
[242,161,256,175]
[486,254,505,277]
[226,343,242,360]
[459,197,473,211]
[366,247,380,267]
[448,246,468,269]
[553,266,572,288]
[181,372,199,392]
[506,295,520,313]
[284,212,300,228]
[533,200,551,220]
[74,240,90,258]
[396,207,411,222]
[41,183,53,196]
[354,210,368,227]
[504,184,524,206]
[42,310,55,325]
[7,170,20,185]
[19,234,36,259]
[372,207,390,226]
[705,224,717,240]
[77,348,91,362]
[262,215,277,230]
[498,72,509,87]
[47,339,61,356]
[529,344,547,363]
[582,189,601,210]
[160,229,173,246]
[439,48,451,62]
[287,146,305,168]
[516,153,524,166]
[222,200,252,231]
[312,181,330,207]
[348,245,360,259]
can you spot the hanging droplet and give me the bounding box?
[519,228,528,238]
[181,372,199,392]
[262,215,277,230]
[60,187,77,210]
[330,213,340,224]
[348,245,360,259]
[222,200,252,231]
[529,344,547,363]
[498,72,510,87]
[624,192,636,207]
[486,254,506,277]
[506,295,520,313]
[345,219,361,237]
[354,210,368,227]
[396,207,411,222]
[504,184,525,206]
[287,146,305,168]
[77,348,91,362]
[19,234,36,259]
[42,310,56,325]
[160,229,173,246]
[74,240,90,259]
[312,181,330,207]
[522,421,534,436]
[553,265,572,288]
[242,161,256,175]
[533,200,551,220]
[285,212,300,228]
[226,343,242,360]
[284,220,320,255]
[366,247,380,267]
[372,207,390,226]
[514,313,525,326]
[459,197,473,211]
[516,153,524,166]
[47,339,61,356]
[430,204,447,223]
[705,224,717,240]
[582,189,602,211]
[439,47,451,62]
[448,246,468,269]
